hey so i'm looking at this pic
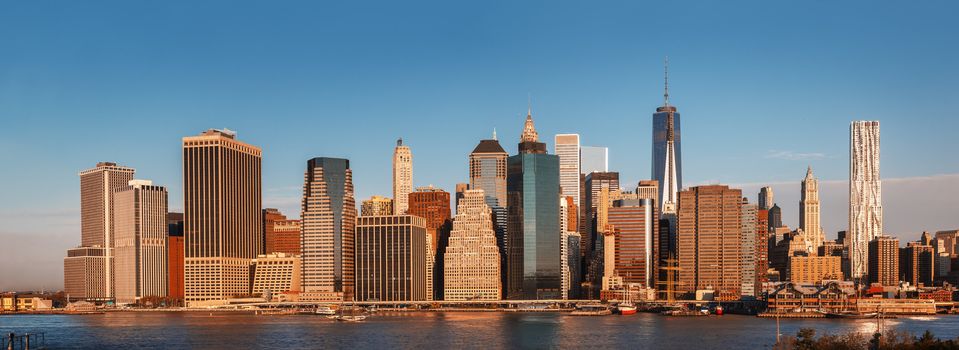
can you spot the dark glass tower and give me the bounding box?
[651,59,683,215]
[506,111,562,300]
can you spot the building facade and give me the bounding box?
[607,198,659,289]
[506,111,562,300]
[182,129,262,305]
[408,185,452,300]
[900,242,934,287]
[788,256,843,283]
[676,185,743,300]
[167,213,184,302]
[251,253,301,298]
[355,215,428,302]
[800,167,824,250]
[868,236,898,286]
[652,62,682,215]
[65,162,136,301]
[301,157,356,301]
[850,121,882,281]
[555,134,581,208]
[392,139,413,214]
[741,199,758,297]
[263,208,301,255]
[444,189,501,300]
[579,146,608,175]
[114,180,169,304]
[360,196,394,216]
[758,187,774,211]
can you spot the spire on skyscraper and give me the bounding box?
[664,56,670,107]
[493,128,497,141]
[806,165,814,179]
[521,105,538,143]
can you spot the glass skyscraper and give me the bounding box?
[506,112,562,300]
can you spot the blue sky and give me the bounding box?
[1,1,957,290]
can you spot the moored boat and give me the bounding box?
[617,303,637,315]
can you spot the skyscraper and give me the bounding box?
[607,198,659,289]
[768,204,783,233]
[393,138,413,214]
[444,189,502,301]
[167,213,184,303]
[580,146,608,174]
[114,180,168,305]
[850,120,882,281]
[506,109,562,300]
[300,157,356,301]
[651,58,682,215]
[408,185,452,300]
[800,167,824,250]
[555,134,581,207]
[469,136,509,291]
[182,129,262,306]
[676,185,742,300]
[740,199,757,297]
[900,241,934,287]
[65,162,135,301]
[584,172,619,255]
[758,187,774,211]
[355,215,428,302]
[868,236,898,286]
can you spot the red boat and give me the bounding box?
[618,303,637,315]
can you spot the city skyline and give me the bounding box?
[3,1,959,291]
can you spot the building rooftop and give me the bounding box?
[471,139,506,154]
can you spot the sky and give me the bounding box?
[1,0,957,291]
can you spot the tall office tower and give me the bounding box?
[935,230,958,257]
[65,162,135,301]
[555,134,581,208]
[444,189,502,301]
[167,213,184,303]
[114,180,169,305]
[652,59,682,215]
[182,129,262,305]
[676,185,743,300]
[469,136,509,291]
[580,146,608,174]
[758,187,774,211]
[563,196,581,298]
[740,198,757,297]
[408,185,452,300]
[262,208,302,255]
[900,241,935,286]
[868,235,898,286]
[850,121,882,281]
[454,183,470,212]
[360,196,394,216]
[585,172,619,256]
[800,167,824,251]
[768,204,783,233]
[393,138,413,214]
[755,209,769,295]
[506,110,562,300]
[636,180,659,204]
[559,197,571,299]
[300,157,356,301]
[607,198,659,289]
[355,215,428,302]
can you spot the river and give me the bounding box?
[2,311,959,349]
